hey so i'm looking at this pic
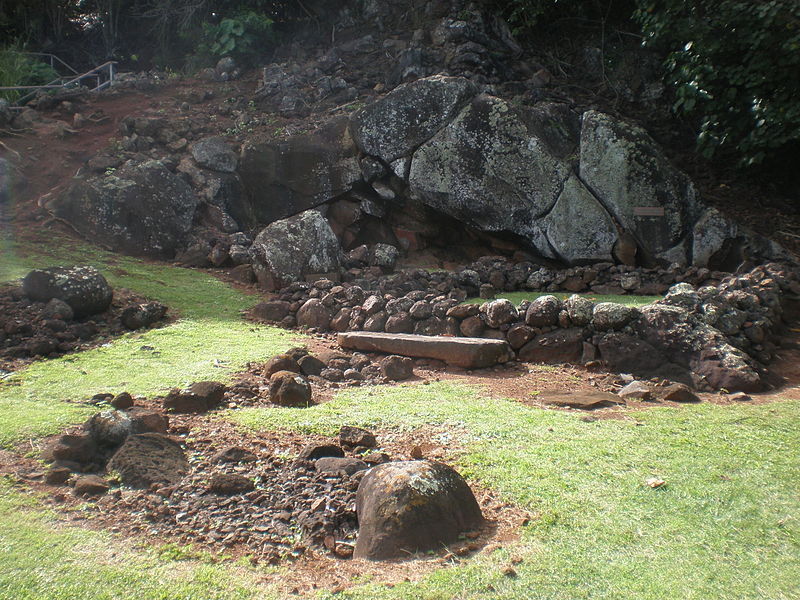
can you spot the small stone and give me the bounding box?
[268,371,312,407]
[298,444,344,460]
[339,426,377,448]
[110,392,134,410]
[617,380,652,401]
[208,472,255,495]
[45,466,72,485]
[727,391,752,402]
[73,475,110,497]
[659,383,700,403]
[380,355,414,381]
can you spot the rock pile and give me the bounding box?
[253,261,800,392]
[1,268,167,368]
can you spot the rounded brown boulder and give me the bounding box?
[354,460,483,560]
[268,370,313,407]
[107,433,189,488]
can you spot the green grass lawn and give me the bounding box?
[1,231,798,599]
[233,383,800,600]
[0,477,263,600]
[466,291,661,307]
[0,233,298,446]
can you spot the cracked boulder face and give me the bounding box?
[579,110,700,264]
[350,75,478,162]
[408,94,573,244]
[47,160,199,258]
[250,209,343,290]
[239,116,361,225]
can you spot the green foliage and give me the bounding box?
[0,44,59,103]
[200,10,274,64]
[635,0,800,166]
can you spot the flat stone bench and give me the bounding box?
[337,332,513,369]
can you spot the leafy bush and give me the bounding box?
[0,45,59,103]
[199,10,274,65]
[635,0,800,166]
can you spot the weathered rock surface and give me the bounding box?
[338,332,513,368]
[250,210,343,289]
[579,110,700,264]
[354,460,483,560]
[239,117,361,224]
[191,136,238,173]
[268,370,313,406]
[351,75,477,162]
[47,160,199,258]
[409,95,573,248]
[108,433,189,488]
[22,266,113,317]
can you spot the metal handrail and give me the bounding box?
[20,52,80,76]
[2,61,117,108]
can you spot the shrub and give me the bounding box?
[0,44,59,103]
[635,0,800,166]
[198,10,275,66]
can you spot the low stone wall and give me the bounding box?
[253,260,800,392]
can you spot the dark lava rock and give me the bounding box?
[298,354,326,377]
[163,381,227,413]
[212,446,258,464]
[128,408,169,434]
[518,328,585,364]
[380,355,414,381]
[207,472,255,495]
[525,295,561,328]
[252,300,291,322]
[354,460,484,560]
[339,426,377,448]
[296,298,331,330]
[121,301,167,329]
[298,444,344,460]
[86,410,133,448]
[264,353,301,376]
[42,433,97,466]
[268,370,313,406]
[107,433,189,488]
[658,383,700,403]
[315,457,368,476]
[110,392,134,410]
[22,266,113,317]
[45,466,72,485]
[73,475,110,497]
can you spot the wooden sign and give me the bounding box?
[633,206,665,217]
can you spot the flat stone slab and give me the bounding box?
[543,392,622,409]
[337,332,512,369]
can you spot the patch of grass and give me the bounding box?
[0,233,299,446]
[233,383,800,600]
[0,478,263,599]
[465,291,661,307]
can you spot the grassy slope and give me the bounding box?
[0,234,297,445]
[232,383,800,600]
[0,478,262,600]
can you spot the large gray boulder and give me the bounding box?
[409,95,574,249]
[541,175,618,264]
[47,160,199,258]
[22,266,112,317]
[239,117,361,225]
[354,460,483,560]
[579,110,700,264]
[191,136,238,173]
[351,75,478,162]
[250,209,343,289]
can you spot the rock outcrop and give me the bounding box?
[22,266,113,317]
[47,160,199,258]
[250,209,343,289]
